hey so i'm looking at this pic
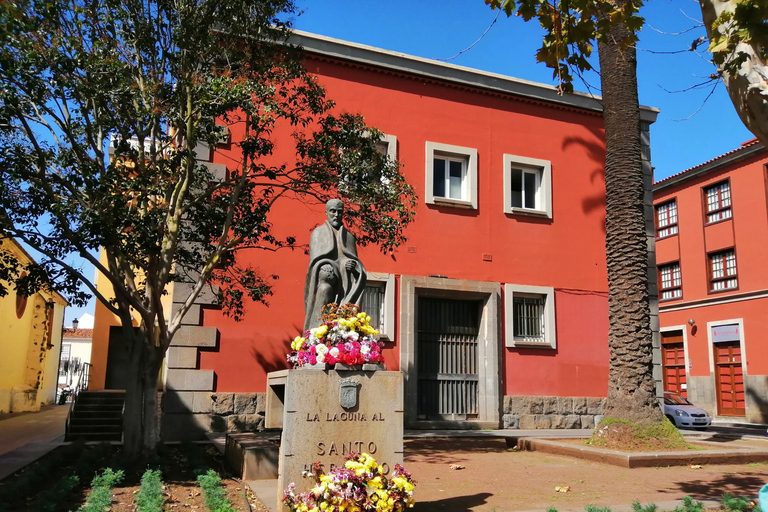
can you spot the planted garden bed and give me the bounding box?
[0,442,268,512]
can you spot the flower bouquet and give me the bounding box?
[283,453,415,512]
[287,303,385,368]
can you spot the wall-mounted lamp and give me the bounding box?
[687,318,695,327]
[72,318,79,330]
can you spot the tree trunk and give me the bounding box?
[121,327,164,459]
[699,0,768,147]
[598,5,663,424]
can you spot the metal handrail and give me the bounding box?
[65,362,93,438]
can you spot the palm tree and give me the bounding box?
[598,7,662,423]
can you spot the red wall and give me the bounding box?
[201,54,610,397]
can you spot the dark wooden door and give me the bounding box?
[416,298,480,421]
[714,341,745,416]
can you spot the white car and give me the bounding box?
[663,392,712,430]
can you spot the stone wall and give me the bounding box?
[501,395,605,429]
[162,391,266,440]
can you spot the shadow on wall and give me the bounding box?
[563,131,608,234]
[747,380,768,423]
[249,325,300,375]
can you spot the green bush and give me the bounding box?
[672,496,705,512]
[77,468,125,512]
[722,494,755,512]
[197,469,237,512]
[633,501,659,512]
[136,469,165,512]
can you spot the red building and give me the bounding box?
[91,32,660,438]
[654,139,768,423]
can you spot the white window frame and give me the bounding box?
[709,249,738,292]
[362,272,395,341]
[503,154,552,218]
[504,284,556,348]
[704,180,732,224]
[655,200,679,238]
[658,261,682,300]
[425,142,478,209]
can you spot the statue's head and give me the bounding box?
[326,199,344,229]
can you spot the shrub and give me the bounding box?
[78,468,125,512]
[197,469,237,512]
[722,494,755,512]
[136,469,165,512]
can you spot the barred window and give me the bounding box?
[710,250,737,292]
[656,200,678,238]
[513,295,545,342]
[705,181,732,223]
[659,262,682,300]
[361,283,385,334]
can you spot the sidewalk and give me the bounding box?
[0,404,69,481]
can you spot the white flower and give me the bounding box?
[329,347,339,357]
[316,353,325,364]
[360,345,371,355]
[316,344,328,355]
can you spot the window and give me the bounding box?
[504,284,556,348]
[658,262,682,300]
[425,142,478,209]
[655,200,678,238]
[59,344,71,376]
[704,181,732,223]
[360,272,395,340]
[709,249,737,292]
[503,154,552,218]
[374,133,397,162]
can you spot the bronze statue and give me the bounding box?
[304,199,367,331]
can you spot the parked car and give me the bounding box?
[663,391,711,430]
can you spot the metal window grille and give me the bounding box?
[513,296,545,342]
[361,284,385,333]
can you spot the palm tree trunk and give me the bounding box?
[598,4,662,424]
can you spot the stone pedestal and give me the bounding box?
[266,369,403,509]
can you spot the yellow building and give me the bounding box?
[0,238,68,412]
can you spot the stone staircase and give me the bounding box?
[65,390,125,442]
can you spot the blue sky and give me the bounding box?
[63,0,755,325]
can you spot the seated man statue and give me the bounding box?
[304,199,367,331]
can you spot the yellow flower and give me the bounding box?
[291,336,305,351]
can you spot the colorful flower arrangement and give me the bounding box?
[288,303,385,368]
[283,453,415,512]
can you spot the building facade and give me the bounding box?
[0,238,67,412]
[89,32,660,438]
[654,139,768,423]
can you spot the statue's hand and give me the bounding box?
[345,260,357,271]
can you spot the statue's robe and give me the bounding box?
[303,221,367,331]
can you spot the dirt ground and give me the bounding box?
[402,437,768,512]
